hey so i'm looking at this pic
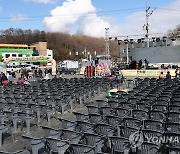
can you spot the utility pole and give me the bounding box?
[143,0,155,47]
[105,28,110,60]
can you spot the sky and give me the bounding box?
[0,0,179,38]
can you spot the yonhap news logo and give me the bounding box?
[129,131,180,147]
[129,131,144,148]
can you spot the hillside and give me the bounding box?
[0,28,120,62]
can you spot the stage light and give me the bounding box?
[156,37,160,42]
[137,39,141,43]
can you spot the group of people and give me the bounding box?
[159,71,171,80]
[0,70,16,85]
[34,68,52,78]
[128,59,149,70]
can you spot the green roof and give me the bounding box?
[9,59,49,63]
[0,48,33,55]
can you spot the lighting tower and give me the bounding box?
[143,0,155,47]
[105,28,110,60]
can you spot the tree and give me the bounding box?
[0,28,120,61]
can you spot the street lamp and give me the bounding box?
[124,39,129,64]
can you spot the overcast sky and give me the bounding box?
[0,0,179,38]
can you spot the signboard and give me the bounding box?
[11,56,49,61]
[121,69,176,77]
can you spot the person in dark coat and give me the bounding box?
[166,71,171,80]
[1,73,7,82]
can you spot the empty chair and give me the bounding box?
[128,97,140,105]
[73,112,89,122]
[95,123,114,136]
[143,120,164,132]
[172,97,180,101]
[123,117,142,129]
[115,107,130,118]
[163,132,180,148]
[115,97,127,104]
[131,109,148,120]
[61,129,82,144]
[109,136,130,153]
[120,102,131,110]
[89,113,105,124]
[22,136,45,154]
[168,147,180,154]
[170,101,180,106]
[165,122,180,133]
[0,124,9,146]
[76,121,94,133]
[96,100,108,108]
[100,106,114,116]
[158,96,171,103]
[68,143,95,154]
[139,142,159,154]
[120,126,138,139]
[86,105,100,114]
[107,100,119,108]
[167,112,180,123]
[153,100,169,106]
[136,103,149,111]
[45,137,69,154]
[148,110,166,122]
[168,105,180,112]
[142,129,162,143]
[83,133,105,153]
[59,118,76,131]
[106,115,122,126]
[152,105,167,112]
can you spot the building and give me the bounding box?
[0,42,53,65]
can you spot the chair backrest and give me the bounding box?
[167,112,180,123]
[168,105,180,112]
[70,143,95,154]
[123,117,142,129]
[95,123,114,136]
[143,120,163,132]
[106,115,122,126]
[88,113,103,124]
[46,137,69,153]
[166,122,180,133]
[109,136,129,153]
[86,105,100,114]
[168,147,180,154]
[115,107,129,118]
[148,110,165,122]
[83,133,104,146]
[142,129,163,144]
[132,110,148,120]
[140,142,159,154]
[121,126,138,139]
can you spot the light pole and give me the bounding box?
[105,28,110,60]
[124,39,129,64]
[143,0,155,48]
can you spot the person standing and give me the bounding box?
[11,69,16,78]
[38,68,43,78]
[175,68,180,78]
[166,71,171,80]
[44,68,48,76]
[159,72,165,79]
[1,73,8,85]
[8,72,13,84]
